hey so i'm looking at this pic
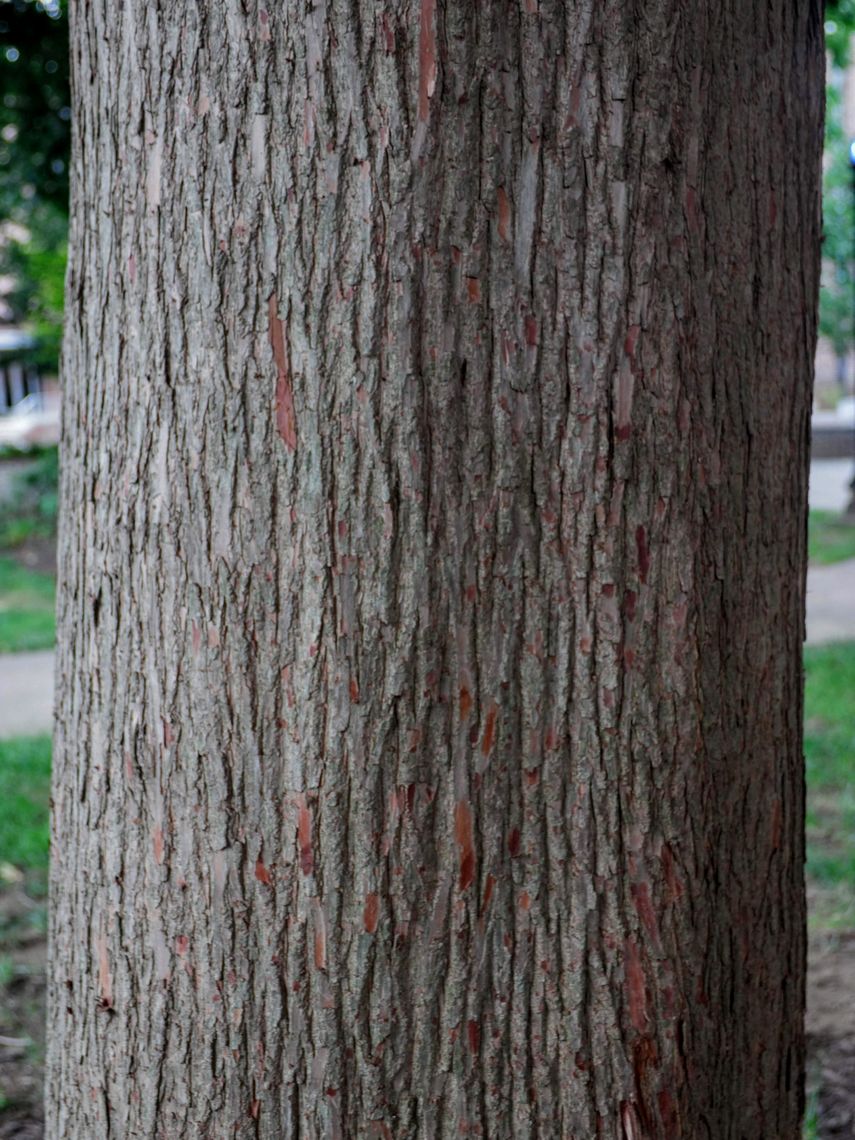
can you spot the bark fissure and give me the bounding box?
[49,1,822,1137]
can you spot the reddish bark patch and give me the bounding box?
[255,858,273,886]
[467,1019,480,1056]
[268,293,297,451]
[635,525,650,583]
[297,795,313,876]
[128,254,136,284]
[623,589,637,621]
[363,892,380,934]
[631,882,659,944]
[658,1088,678,1137]
[380,12,395,53]
[176,935,189,957]
[417,0,437,123]
[250,1099,260,1120]
[479,873,496,918]
[508,828,521,858]
[152,827,164,865]
[497,186,511,242]
[459,686,473,720]
[524,315,538,347]
[519,891,531,911]
[349,676,360,703]
[466,277,481,303]
[632,1034,658,1120]
[481,702,499,757]
[624,324,640,358]
[625,939,648,1032]
[455,800,475,891]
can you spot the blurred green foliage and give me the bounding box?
[0,0,68,214]
[0,735,51,878]
[0,0,67,373]
[0,444,58,548]
[822,3,855,368]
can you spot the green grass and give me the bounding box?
[0,447,59,551]
[0,736,51,893]
[0,557,56,652]
[804,642,855,928]
[809,510,855,566]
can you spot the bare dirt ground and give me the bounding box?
[0,886,45,1138]
[807,931,855,1137]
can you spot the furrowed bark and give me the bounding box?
[48,2,822,1137]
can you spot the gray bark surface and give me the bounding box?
[48,2,823,1137]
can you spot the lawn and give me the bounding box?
[0,736,51,893]
[804,641,855,929]
[809,510,855,566]
[0,558,56,653]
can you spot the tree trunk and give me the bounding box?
[48,2,823,1137]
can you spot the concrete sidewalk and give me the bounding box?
[806,558,855,647]
[0,650,54,738]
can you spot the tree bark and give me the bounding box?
[48,2,823,1137]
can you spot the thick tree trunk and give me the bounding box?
[48,2,823,1137]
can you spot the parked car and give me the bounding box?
[0,394,60,450]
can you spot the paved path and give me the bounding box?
[806,558,855,647]
[810,459,855,514]
[0,559,852,738]
[0,650,54,738]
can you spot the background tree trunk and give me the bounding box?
[48,2,823,1136]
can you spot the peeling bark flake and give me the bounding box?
[296,795,313,876]
[459,686,473,720]
[417,0,437,124]
[454,800,475,891]
[96,933,113,1010]
[497,186,511,242]
[268,294,297,451]
[313,900,327,970]
[479,874,496,919]
[481,702,499,756]
[363,892,380,934]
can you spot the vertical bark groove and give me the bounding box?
[48,2,822,1137]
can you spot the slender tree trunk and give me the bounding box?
[48,2,823,1137]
